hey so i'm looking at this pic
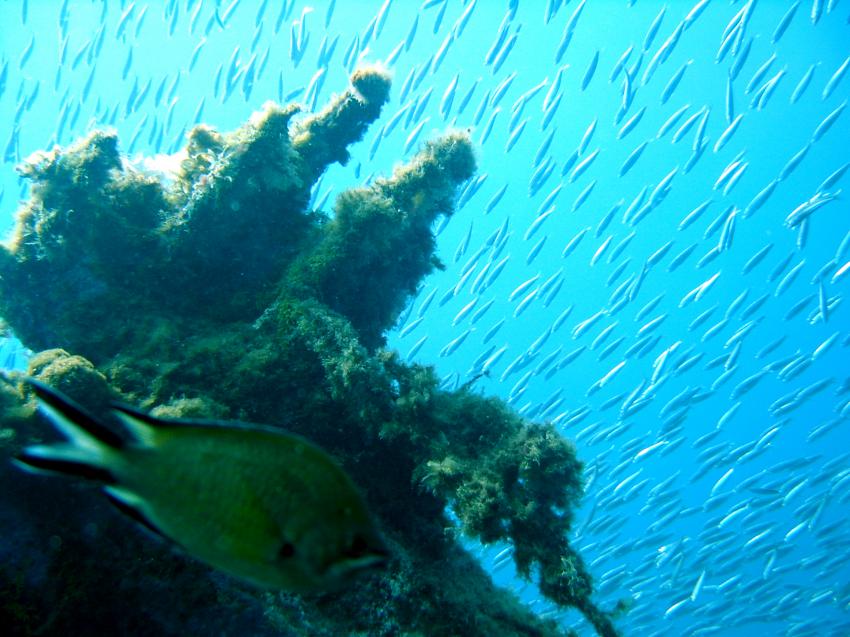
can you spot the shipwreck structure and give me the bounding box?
[0,67,620,637]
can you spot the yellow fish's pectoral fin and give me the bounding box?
[103,485,171,542]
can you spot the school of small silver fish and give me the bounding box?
[1,0,849,635]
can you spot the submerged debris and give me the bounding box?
[0,67,617,636]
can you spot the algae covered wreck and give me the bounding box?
[0,67,620,636]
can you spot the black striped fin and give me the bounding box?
[110,403,182,447]
[26,378,125,450]
[14,449,116,484]
[110,402,171,428]
[104,487,169,541]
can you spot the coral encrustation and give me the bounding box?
[0,66,619,637]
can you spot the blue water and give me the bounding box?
[2,1,849,635]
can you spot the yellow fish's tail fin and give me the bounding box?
[14,443,117,483]
[13,378,123,483]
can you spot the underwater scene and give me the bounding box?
[1,0,849,635]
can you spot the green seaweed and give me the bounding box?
[0,66,620,636]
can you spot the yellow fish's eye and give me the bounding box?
[278,542,296,559]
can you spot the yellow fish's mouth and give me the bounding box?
[345,533,390,569]
[323,539,390,584]
[349,551,389,572]
[323,552,387,584]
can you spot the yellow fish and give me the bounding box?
[14,378,387,592]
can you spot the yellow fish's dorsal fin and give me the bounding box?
[110,403,172,447]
